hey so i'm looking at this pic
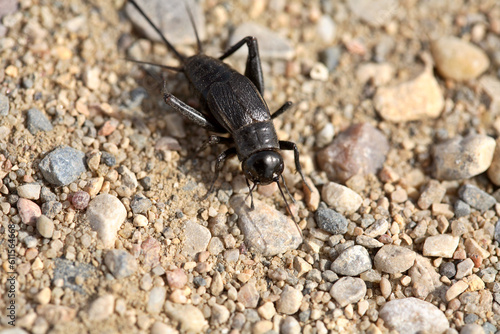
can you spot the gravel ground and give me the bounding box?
[1,0,500,333]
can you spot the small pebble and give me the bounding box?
[41,201,63,219]
[35,287,52,305]
[317,123,389,183]
[310,62,329,81]
[315,206,348,234]
[379,298,448,333]
[319,46,342,71]
[422,234,459,258]
[36,215,54,238]
[454,200,471,218]
[39,146,86,186]
[237,282,259,309]
[229,22,294,60]
[364,219,390,238]
[433,134,495,180]
[431,36,489,81]
[0,93,9,116]
[71,191,90,210]
[417,180,446,210]
[321,182,362,214]
[104,249,138,279]
[166,268,187,289]
[329,277,366,307]
[445,280,469,302]
[130,194,152,214]
[230,195,302,256]
[17,183,41,200]
[347,0,397,27]
[147,287,166,314]
[316,14,336,43]
[460,324,486,334]
[440,262,456,279]
[374,245,416,274]
[87,194,127,248]
[276,285,303,315]
[181,220,211,258]
[379,277,391,299]
[331,245,372,276]
[455,258,474,279]
[17,198,41,225]
[211,304,230,325]
[26,108,53,135]
[280,316,301,334]
[458,184,496,211]
[88,294,114,321]
[150,322,177,334]
[356,235,384,248]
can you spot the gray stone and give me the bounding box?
[53,258,97,294]
[458,184,496,211]
[104,249,138,279]
[380,298,449,334]
[229,22,294,60]
[26,108,53,134]
[329,277,366,307]
[0,93,9,116]
[374,245,416,274]
[315,207,348,235]
[440,262,456,279]
[182,220,211,258]
[125,0,205,45]
[130,194,152,214]
[230,195,302,256]
[39,146,86,186]
[331,245,371,276]
[455,200,471,218]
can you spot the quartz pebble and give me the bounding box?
[374,245,416,274]
[36,215,54,238]
[321,182,362,214]
[422,234,459,258]
[374,67,444,122]
[229,22,294,60]
[17,198,41,225]
[331,245,372,276]
[87,194,127,248]
[17,183,41,200]
[104,250,138,279]
[166,268,187,289]
[39,146,86,186]
[458,184,496,211]
[230,195,302,256]
[445,280,469,302]
[317,123,389,183]
[433,134,495,180]
[181,220,211,258]
[88,294,114,321]
[276,285,303,315]
[379,298,449,333]
[431,36,489,81]
[329,277,366,307]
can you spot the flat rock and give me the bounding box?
[431,36,489,81]
[374,68,444,122]
[458,184,496,211]
[423,234,459,258]
[87,194,127,248]
[347,0,397,27]
[181,220,211,258]
[331,245,372,276]
[329,277,366,307]
[317,123,389,183]
[230,195,302,256]
[433,134,495,180]
[229,22,294,60]
[125,0,205,45]
[26,108,53,134]
[321,182,363,214]
[17,183,41,200]
[39,146,86,186]
[379,297,449,334]
[104,249,138,279]
[374,245,416,274]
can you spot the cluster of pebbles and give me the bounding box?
[1,0,500,333]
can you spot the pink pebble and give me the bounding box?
[71,191,90,210]
[17,198,41,225]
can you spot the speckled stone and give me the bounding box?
[237,282,259,309]
[458,184,496,211]
[329,277,367,307]
[104,249,138,279]
[317,123,389,183]
[380,298,449,333]
[374,245,416,274]
[230,195,302,256]
[26,108,53,134]
[417,180,446,210]
[181,220,211,258]
[39,146,86,186]
[17,198,41,226]
[331,245,372,276]
[433,134,496,180]
[314,206,348,234]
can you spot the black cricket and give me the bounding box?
[128,0,310,220]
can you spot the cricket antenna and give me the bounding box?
[184,2,203,53]
[128,0,186,61]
